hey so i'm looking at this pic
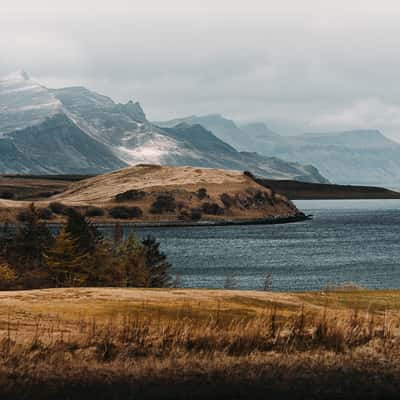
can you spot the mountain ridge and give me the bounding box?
[157,114,400,185]
[0,71,327,183]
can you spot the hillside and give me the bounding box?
[0,71,327,183]
[48,164,302,224]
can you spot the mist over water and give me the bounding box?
[116,200,400,291]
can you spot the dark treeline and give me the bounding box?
[0,204,172,290]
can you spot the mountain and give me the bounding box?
[239,128,400,185]
[0,71,327,182]
[156,114,248,150]
[156,114,283,153]
[158,114,400,185]
[159,123,327,181]
[0,71,126,174]
[0,70,62,135]
[240,122,280,140]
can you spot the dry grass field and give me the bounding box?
[1,287,400,399]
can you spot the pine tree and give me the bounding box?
[112,222,124,256]
[118,233,149,287]
[0,221,13,260]
[141,236,172,288]
[86,239,125,286]
[13,204,53,270]
[65,208,102,254]
[44,229,89,287]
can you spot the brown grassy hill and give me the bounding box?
[49,164,300,223]
[0,165,301,223]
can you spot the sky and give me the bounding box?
[2,0,400,140]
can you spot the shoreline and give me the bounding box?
[0,214,312,229]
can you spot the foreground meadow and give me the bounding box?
[1,287,400,399]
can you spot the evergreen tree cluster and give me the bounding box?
[0,205,172,290]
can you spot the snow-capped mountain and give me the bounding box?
[0,70,62,135]
[50,87,193,166]
[0,72,125,174]
[0,71,327,182]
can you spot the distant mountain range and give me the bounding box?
[0,71,327,183]
[156,114,400,185]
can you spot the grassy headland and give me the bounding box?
[0,165,303,225]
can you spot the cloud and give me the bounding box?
[2,0,400,140]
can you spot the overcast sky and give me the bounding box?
[2,0,400,140]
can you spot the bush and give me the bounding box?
[190,208,203,220]
[202,202,224,215]
[16,209,33,222]
[38,191,61,198]
[197,188,208,200]
[85,206,105,217]
[244,170,255,179]
[176,201,187,211]
[49,202,66,215]
[62,207,77,216]
[0,191,15,200]
[150,194,176,214]
[220,193,235,208]
[108,206,143,219]
[36,207,54,220]
[115,190,146,202]
[253,190,268,205]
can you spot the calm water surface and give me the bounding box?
[127,200,400,291]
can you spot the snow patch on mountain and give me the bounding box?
[0,71,62,136]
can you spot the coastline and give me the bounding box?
[0,213,312,229]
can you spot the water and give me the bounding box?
[118,200,400,291]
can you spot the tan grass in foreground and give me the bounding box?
[1,288,400,399]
